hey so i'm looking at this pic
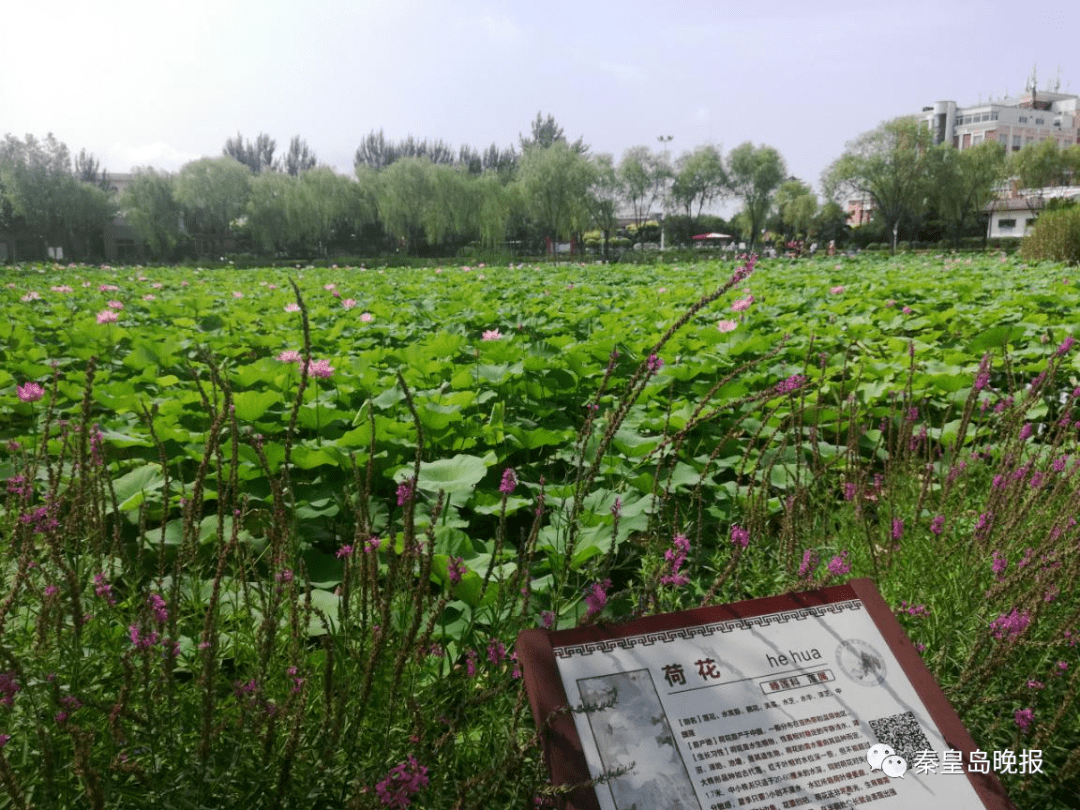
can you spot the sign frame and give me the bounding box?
[517,578,1018,810]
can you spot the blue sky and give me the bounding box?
[3,0,1077,199]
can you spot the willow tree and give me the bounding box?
[516,140,597,244]
[823,118,933,253]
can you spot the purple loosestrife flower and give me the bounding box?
[1057,335,1075,356]
[148,593,168,624]
[990,608,1032,640]
[992,551,1008,579]
[16,382,45,403]
[974,353,992,391]
[798,549,820,579]
[335,544,353,559]
[827,552,851,577]
[646,354,664,375]
[584,579,611,619]
[487,639,506,664]
[1014,708,1034,732]
[447,556,466,585]
[891,518,904,542]
[396,477,416,506]
[730,524,750,548]
[0,672,22,706]
[774,375,806,395]
[499,467,518,495]
[375,756,429,808]
[930,515,945,535]
[661,533,691,587]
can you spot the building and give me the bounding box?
[985,186,1080,239]
[919,86,1079,152]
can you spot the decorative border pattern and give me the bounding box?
[553,600,864,658]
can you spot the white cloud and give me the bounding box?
[106,141,203,173]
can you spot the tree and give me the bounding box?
[0,133,112,260]
[120,168,183,258]
[928,141,1007,244]
[515,140,597,244]
[727,142,786,252]
[773,178,818,240]
[670,145,728,220]
[278,136,317,176]
[74,148,110,189]
[823,117,933,252]
[618,145,670,245]
[223,132,276,173]
[810,201,851,247]
[1010,138,1074,190]
[519,112,588,155]
[174,157,252,256]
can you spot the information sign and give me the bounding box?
[518,578,1017,810]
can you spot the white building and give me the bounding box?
[919,87,1079,152]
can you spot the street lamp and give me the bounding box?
[657,135,673,250]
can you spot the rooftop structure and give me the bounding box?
[919,84,1079,152]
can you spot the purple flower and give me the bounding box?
[730,524,750,548]
[16,382,45,403]
[646,354,664,375]
[992,551,1008,578]
[929,515,945,535]
[661,533,691,586]
[147,593,168,625]
[447,556,466,585]
[487,639,506,664]
[774,375,807,395]
[1014,707,1034,732]
[585,579,611,619]
[891,518,904,542]
[798,549,819,579]
[827,552,851,577]
[990,608,1031,640]
[335,544,354,559]
[499,467,518,495]
[396,477,416,506]
[375,756,429,808]
[0,672,21,706]
[1056,335,1075,356]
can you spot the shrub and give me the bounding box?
[1021,205,1080,264]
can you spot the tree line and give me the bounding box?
[4,112,1074,262]
[824,116,1080,250]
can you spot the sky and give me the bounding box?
[3,0,1079,201]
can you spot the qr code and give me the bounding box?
[868,711,933,764]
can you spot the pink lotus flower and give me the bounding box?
[50,285,73,293]
[20,291,40,302]
[232,291,244,299]
[284,303,301,312]
[341,298,357,309]
[305,358,334,378]
[731,295,754,312]
[830,285,845,294]
[96,310,119,324]
[277,350,303,364]
[482,329,502,341]
[716,319,738,333]
[360,312,373,322]
[17,382,45,403]
[106,300,124,310]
